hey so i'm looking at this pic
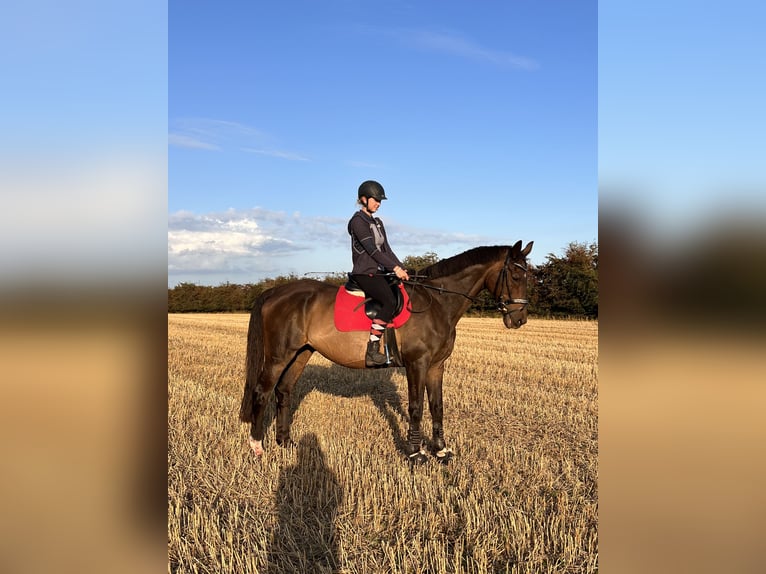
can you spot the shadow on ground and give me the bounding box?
[268,433,343,573]
[261,363,409,454]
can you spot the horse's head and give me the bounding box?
[491,240,534,329]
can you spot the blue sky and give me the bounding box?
[169,1,597,286]
[2,2,762,291]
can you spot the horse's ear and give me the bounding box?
[511,240,522,253]
[522,241,534,257]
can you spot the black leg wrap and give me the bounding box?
[407,428,422,453]
[430,427,453,464]
[406,428,428,466]
[431,426,446,453]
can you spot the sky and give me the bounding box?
[4,1,759,291]
[168,1,597,286]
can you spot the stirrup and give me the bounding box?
[366,340,388,366]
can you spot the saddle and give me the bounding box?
[343,273,405,320]
[334,274,411,332]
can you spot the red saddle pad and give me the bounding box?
[334,284,411,332]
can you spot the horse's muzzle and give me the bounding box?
[498,298,528,329]
[503,309,527,329]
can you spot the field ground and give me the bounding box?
[169,314,598,573]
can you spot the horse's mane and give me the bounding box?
[421,246,508,279]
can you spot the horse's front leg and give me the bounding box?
[425,362,454,464]
[405,359,429,465]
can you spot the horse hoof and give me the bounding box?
[408,449,429,466]
[249,436,264,457]
[435,447,454,464]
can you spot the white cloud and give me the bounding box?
[168,207,488,285]
[168,208,345,280]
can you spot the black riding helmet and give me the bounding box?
[358,180,387,201]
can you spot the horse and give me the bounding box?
[239,240,533,464]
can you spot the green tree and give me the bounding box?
[402,251,439,272]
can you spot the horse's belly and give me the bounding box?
[311,329,369,369]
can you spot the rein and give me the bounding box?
[402,278,480,302]
[400,278,473,314]
[400,255,529,314]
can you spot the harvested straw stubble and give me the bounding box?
[169,314,597,573]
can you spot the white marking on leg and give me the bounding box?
[436,447,454,458]
[408,447,428,459]
[249,435,264,456]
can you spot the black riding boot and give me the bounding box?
[366,339,388,367]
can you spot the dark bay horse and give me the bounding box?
[239,240,533,463]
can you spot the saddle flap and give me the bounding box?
[334,283,411,332]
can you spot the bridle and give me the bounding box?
[493,251,529,315]
[402,251,529,315]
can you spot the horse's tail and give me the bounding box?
[239,292,266,423]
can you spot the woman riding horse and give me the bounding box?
[348,180,410,366]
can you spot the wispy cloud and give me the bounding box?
[241,148,310,162]
[169,118,264,150]
[386,222,485,250]
[169,118,308,160]
[391,27,539,70]
[168,133,220,150]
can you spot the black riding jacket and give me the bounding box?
[348,210,404,275]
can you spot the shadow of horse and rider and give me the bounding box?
[260,362,410,454]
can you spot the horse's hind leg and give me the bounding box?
[248,384,273,456]
[274,347,313,448]
[248,359,292,456]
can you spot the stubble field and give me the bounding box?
[168,314,598,573]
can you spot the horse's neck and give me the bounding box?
[433,264,494,322]
[445,265,490,296]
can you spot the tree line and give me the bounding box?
[168,242,598,319]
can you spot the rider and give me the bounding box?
[348,180,410,366]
